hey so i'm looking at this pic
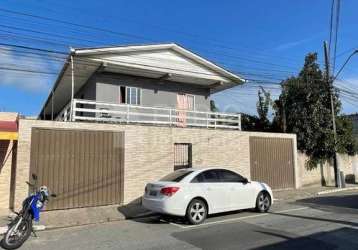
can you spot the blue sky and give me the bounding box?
[0,0,357,116]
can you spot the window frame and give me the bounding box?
[191,169,247,183]
[160,170,194,182]
[178,93,196,111]
[191,169,221,183]
[217,169,247,183]
[119,86,141,105]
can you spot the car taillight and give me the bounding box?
[160,187,180,196]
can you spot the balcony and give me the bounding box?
[56,99,241,130]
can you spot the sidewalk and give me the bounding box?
[273,184,358,202]
[0,202,154,232]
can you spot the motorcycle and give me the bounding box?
[1,174,56,250]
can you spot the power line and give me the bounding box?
[0,4,318,67]
[0,7,154,43]
[0,25,301,73]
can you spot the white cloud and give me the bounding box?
[0,46,59,93]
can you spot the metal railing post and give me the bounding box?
[72,99,77,121]
[169,109,172,126]
[126,105,130,124]
[238,114,241,130]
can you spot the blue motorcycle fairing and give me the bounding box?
[29,193,43,222]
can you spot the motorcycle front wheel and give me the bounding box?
[1,216,32,250]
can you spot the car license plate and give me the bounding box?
[149,190,157,196]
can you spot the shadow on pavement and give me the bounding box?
[171,220,357,250]
[294,193,358,214]
[252,227,357,250]
[130,208,256,225]
[298,193,358,209]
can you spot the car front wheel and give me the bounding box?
[186,199,207,225]
[256,191,271,213]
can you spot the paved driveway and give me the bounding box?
[8,190,358,250]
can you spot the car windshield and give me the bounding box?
[160,170,193,182]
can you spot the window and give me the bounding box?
[119,86,141,105]
[191,170,221,183]
[186,95,195,111]
[119,86,126,104]
[218,170,246,183]
[174,143,192,170]
[177,94,195,111]
[160,170,194,182]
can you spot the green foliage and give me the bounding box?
[210,100,218,112]
[336,116,357,155]
[241,113,260,131]
[256,87,272,131]
[274,52,357,168]
[241,87,276,132]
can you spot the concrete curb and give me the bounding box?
[317,187,358,195]
[0,209,156,233]
[0,226,7,235]
[0,225,46,235]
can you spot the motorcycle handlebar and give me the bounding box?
[26,181,35,187]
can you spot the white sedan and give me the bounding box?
[142,168,273,224]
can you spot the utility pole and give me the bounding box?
[323,41,341,188]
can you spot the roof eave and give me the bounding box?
[38,54,72,119]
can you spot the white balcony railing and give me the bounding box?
[57,99,241,130]
[55,102,71,121]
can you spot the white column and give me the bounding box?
[70,55,75,121]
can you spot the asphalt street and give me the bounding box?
[6,190,358,250]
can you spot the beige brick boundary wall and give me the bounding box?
[298,152,358,187]
[12,119,297,210]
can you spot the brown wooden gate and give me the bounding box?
[250,137,295,190]
[30,128,124,210]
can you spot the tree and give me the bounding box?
[241,87,274,132]
[274,53,357,168]
[210,100,218,112]
[241,113,260,131]
[256,87,272,131]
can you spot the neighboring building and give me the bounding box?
[0,44,305,214]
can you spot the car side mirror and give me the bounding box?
[242,178,249,184]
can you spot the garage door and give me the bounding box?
[30,128,124,210]
[250,137,295,190]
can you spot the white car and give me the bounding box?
[142,167,273,224]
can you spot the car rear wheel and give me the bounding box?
[186,199,207,225]
[256,191,271,213]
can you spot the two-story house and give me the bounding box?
[1,43,298,213]
[40,43,244,129]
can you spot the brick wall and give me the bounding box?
[298,152,358,187]
[12,119,297,210]
[0,140,14,212]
